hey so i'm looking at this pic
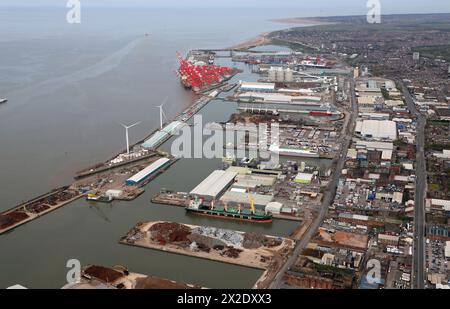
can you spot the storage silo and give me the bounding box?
[285,68,293,82]
[268,67,277,82]
[276,67,284,82]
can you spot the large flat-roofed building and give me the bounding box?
[238,92,322,103]
[355,120,397,141]
[239,81,275,92]
[220,191,273,209]
[355,141,394,160]
[126,158,171,186]
[142,121,186,149]
[190,170,237,201]
[232,174,276,189]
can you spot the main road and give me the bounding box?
[402,83,426,289]
[269,78,358,288]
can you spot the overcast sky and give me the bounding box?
[1,0,449,14]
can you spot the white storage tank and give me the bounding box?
[276,67,284,82]
[268,67,277,82]
[285,68,293,82]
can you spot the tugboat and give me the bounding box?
[186,193,272,223]
[86,193,113,203]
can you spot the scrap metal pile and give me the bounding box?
[146,222,281,258]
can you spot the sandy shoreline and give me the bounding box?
[270,17,336,26]
[229,32,271,50]
[228,17,334,50]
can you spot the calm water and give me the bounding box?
[0,8,304,288]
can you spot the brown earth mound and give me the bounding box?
[0,211,29,229]
[84,265,124,283]
[149,222,192,245]
[135,276,199,289]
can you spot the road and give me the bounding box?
[269,78,358,288]
[402,83,426,289]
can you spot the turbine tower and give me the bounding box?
[155,98,168,129]
[120,121,141,155]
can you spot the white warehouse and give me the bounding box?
[355,120,397,141]
[190,170,237,201]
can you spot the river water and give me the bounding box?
[0,8,308,288]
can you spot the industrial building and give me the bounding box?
[237,100,340,122]
[355,120,397,141]
[354,141,394,161]
[239,81,275,92]
[267,67,294,82]
[294,173,314,184]
[237,92,322,104]
[142,121,185,149]
[190,170,237,201]
[126,158,171,186]
[220,191,273,209]
[232,174,277,189]
[265,201,283,215]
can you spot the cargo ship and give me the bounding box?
[186,199,272,223]
[176,52,240,93]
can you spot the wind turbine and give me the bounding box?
[155,98,168,129]
[119,121,141,155]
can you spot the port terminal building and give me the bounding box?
[126,158,171,186]
[190,170,238,201]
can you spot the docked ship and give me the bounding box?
[86,193,113,203]
[186,199,272,223]
[176,52,240,93]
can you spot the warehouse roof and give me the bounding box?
[295,173,314,183]
[142,130,170,149]
[127,158,170,184]
[356,120,397,140]
[190,170,237,199]
[220,191,273,207]
[240,81,275,90]
[234,174,276,188]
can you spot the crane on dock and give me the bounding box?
[247,190,256,214]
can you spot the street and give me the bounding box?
[402,83,426,289]
[269,78,358,288]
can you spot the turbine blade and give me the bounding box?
[128,121,141,129]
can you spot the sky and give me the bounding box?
[0,0,449,14]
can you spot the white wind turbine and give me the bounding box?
[119,121,141,155]
[155,98,168,129]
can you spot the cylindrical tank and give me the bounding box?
[268,67,277,81]
[276,67,284,82]
[285,68,293,82]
